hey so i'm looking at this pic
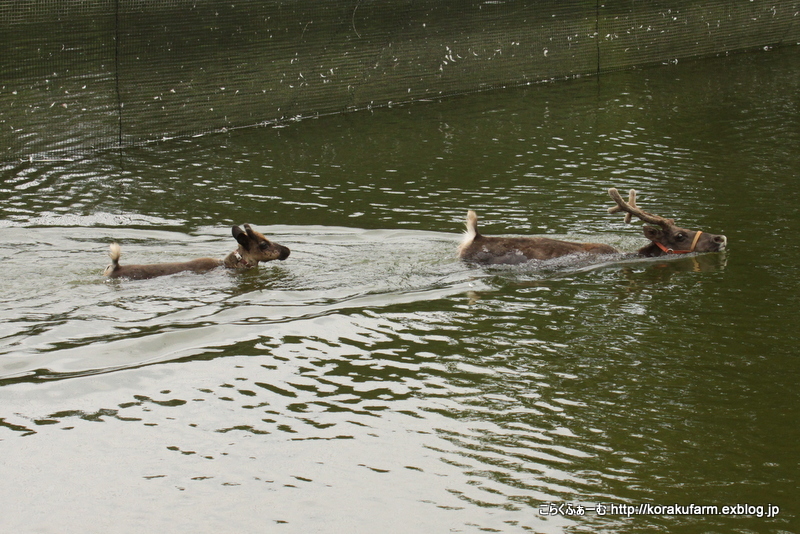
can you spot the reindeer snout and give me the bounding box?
[714,235,727,250]
[278,245,291,260]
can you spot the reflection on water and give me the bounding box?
[1,48,798,533]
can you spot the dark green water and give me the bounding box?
[1,47,798,533]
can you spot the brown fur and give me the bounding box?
[458,211,618,264]
[103,224,290,280]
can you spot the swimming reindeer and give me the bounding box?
[103,224,290,279]
[457,187,727,264]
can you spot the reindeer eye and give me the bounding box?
[259,241,271,250]
[675,232,687,241]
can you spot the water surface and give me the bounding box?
[1,47,798,533]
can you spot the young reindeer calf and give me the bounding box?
[103,224,290,280]
[458,187,727,264]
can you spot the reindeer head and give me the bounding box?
[608,188,727,257]
[230,224,290,267]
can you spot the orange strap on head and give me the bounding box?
[655,231,703,254]
[689,230,703,252]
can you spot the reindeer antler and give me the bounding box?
[607,188,672,227]
[607,188,637,224]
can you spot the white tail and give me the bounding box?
[103,243,121,276]
[457,210,479,255]
[108,242,121,262]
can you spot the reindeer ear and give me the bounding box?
[244,223,258,240]
[232,225,250,247]
[643,226,663,241]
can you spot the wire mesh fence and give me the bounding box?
[2,0,798,160]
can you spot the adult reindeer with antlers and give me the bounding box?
[457,187,727,264]
[606,187,727,256]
